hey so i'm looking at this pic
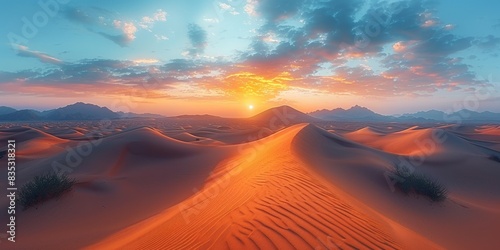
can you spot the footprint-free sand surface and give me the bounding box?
[1,116,499,249]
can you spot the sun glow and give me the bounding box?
[248,104,254,110]
[223,71,291,100]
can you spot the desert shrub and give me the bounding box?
[17,173,75,210]
[391,167,447,202]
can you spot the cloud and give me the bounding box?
[218,71,291,100]
[0,58,230,100]
[64,7,166,47]
[443,24,454,30]
[244,0,259,16]
[154,34,168,40]
[15,45,63,65]
[4,0,496,101]
[252,0,305,22]
[132,59,160,64]
[0,60,162,99]
[187,23,208,56]
[138,9,167,29]
[392,41,407,53]
[204,18,220,23]
[65,7,95,24]
[152,9,167,21]
[106,20,138,46]
[217,2,240,16]
[474,35,500,52]
[223,0,486,98]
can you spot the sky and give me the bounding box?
[0,0,499,117]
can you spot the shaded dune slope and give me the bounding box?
[6,126,235,249]
[88,124,432,250]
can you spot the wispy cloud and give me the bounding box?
[138,9,167,30]
[218,2,240,16]
[104,20,138,46]
[63,7,167,47]
[474,35,500,52]
[132,59,160,64]
[15,45,63,65]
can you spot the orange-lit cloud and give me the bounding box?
[220,71,292,100]
[132,59,160,64]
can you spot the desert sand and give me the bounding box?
[1,110,499,249]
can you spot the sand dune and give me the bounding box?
[348,126,386,136]
[1,121,499,249]
[88,124,414,250]
[293,124,500,250]
[189,127,275,144]
[166,131,224,145]
[345,126,493,156]
[0,127,70,158]
[476,125,500,135]
[1,126,235,249]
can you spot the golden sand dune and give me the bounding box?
[293,125,500,249]
[345,126,494,156]
[1,122,499,249]
[0,127,70,158]
[88,124,417,250]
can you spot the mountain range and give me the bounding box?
[308,106,500,123]
[0,102,161,121]
[0,102,498,123]
[308,105,388,121]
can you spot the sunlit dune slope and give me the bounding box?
[88,124,435,250]
[0,126,70,157]
[1,122,499,249]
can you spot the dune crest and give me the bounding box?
[1,120,499,249]
[87,124,435,250]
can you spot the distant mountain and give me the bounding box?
[400,110,446,121]
[117,111,165,119]
[251,105,320,124]
[0,102,498,123]
[0,102,165,122]
[172,114,222,119]
[401,109,500,123]
[309,105,500,123]
[44,102,119,120]
[0,106,17,115]
[0,110,43,121]
[309,105,389,121]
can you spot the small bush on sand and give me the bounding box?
[17,173,75,210]
[391,167,447,202]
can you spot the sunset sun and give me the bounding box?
[248,104,254,110]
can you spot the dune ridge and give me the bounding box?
[1,121,499,249]
[87,124,432,250]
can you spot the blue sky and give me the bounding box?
[0,0,499,116]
